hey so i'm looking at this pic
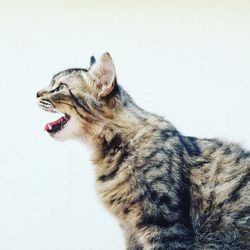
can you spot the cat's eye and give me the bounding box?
[53,83,65,93]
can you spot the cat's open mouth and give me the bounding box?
[44,114,70,134]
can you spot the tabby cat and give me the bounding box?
[37,53,250,249]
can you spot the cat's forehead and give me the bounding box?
[52,68,88,85]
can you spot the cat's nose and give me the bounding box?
[36,90,46,98]
[36,91,42,98]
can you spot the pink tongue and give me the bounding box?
[44,116,67,131]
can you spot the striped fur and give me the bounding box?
[37,53,250,249]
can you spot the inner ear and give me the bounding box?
[89,53,116,98]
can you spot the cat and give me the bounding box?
[37,53,250,249]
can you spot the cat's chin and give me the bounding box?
[47,117,83,141]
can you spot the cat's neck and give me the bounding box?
[86,100,148,158]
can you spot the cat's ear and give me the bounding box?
[90,56,96,67]
[89,53,116,98]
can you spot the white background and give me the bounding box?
[0,1,250,249]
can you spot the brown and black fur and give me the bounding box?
[37,53,250,249]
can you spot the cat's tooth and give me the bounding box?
[48,124,52,130]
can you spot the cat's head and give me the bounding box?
[36,53,120,141]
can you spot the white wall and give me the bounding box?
[0,1,250,249]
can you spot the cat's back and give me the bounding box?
[188,137,250,249]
